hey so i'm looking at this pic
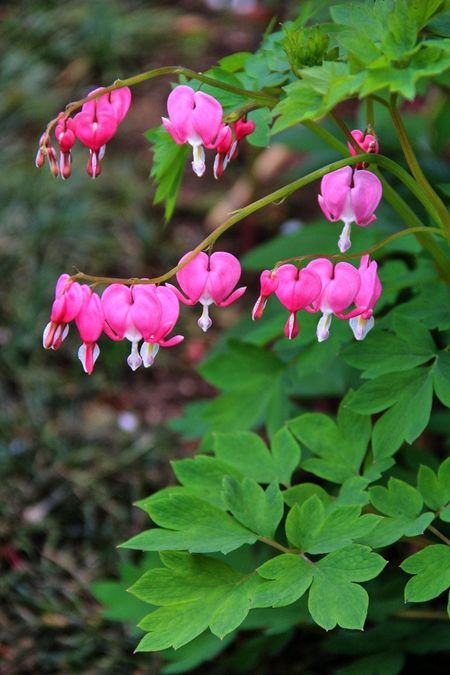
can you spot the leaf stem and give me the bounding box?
[393,608,449,621]
[389,95,450,237]
[428,524,450,546]
[258,536,296,554]
[273,227,444,268]
[41,65,277,143]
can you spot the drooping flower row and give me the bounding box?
[36,84,255,181]
[253,254,382,342]
[43,250,381,374]
[43,251,245,374]
[36,87,132,179]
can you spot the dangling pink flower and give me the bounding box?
[348,129,379,168]
[43,274,83,350]
[168,251,246,331]
[227,118,256,161]
[140,286,184,367]
[35,133,59,177]
[102,284,162,371]
[73,86,131,178]
[305,259,361,342]
[347,255,382,340]
[162,85,223,177]
[55,114,76,179]
[75,286,104,374]
[213,125,233,179]
[252,270,279,320]
[274,265,322,339]
[318,167,382,253]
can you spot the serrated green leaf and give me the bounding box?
[283,483,332,508]
[308,545,387,631]
[433,351,450,407]
[271,81,326,133]
[121,491,256,554]
[172,456,244,508]
[247,107,272,147]
[370,478,423,519]
[345,370,426,415]
[213,431,277,483]
[285,496,325,551]
[222,477,284,538]
[131,553,262,649]
[146,126,189,221]
[418,460,450,510]
[401,545,450,602]
[254,554,314,608]
[270,427,301,487]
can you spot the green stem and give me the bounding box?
[393,609,449,621]
[428,524,450,546]
[42,65,276,142]
[389,96,450,236]
[72,153,449,287]
[367,97,374,127]
[258,536,296,554]
[274,226,444,268]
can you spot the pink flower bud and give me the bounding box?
[55,114,76,179]
[252,270,279,320]
[168,251,246,331]
[213,125,233,179]
[348,129,379,168]
[36,133,59,177]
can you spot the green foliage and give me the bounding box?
[146,127,189,222]
[401,545,450,607]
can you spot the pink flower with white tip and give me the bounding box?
[252,270,279,321]
[168,251,246,331]
[318,166,382,253]
[102,284,162,371]
[73,86,131,178]
[347,255,382,340]
[305,259,361,342]
[162,85,223,177]
[213,125,233,179]
[55,114,76,179]
[227,118,256,161]
[43,274,84,350]
[75,286,104,374]
[140,286,184,367]
[274,265,322,339]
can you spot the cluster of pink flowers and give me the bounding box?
[36,87,132,179]
[162,85,255,178]
[253,254,382,342]
[318,130,382,252]
[43,252,245,374]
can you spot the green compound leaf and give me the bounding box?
[417,458,450,511]
[433,351,450,407]
[401,545,450,603]
[171,455,244,508]
[130,552,262,649]
[289,402,371,484]
[363,478,435,548]
[346,368,433,460]
[146,127,189,222]
[285,497,381,554]
[270,427,301,487]
[308,545,387,631]
[121,490,256,554]
[222,477,284,538]
[213,431,275,483]
[254,554,314,608]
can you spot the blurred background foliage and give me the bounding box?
[1,0,449,673]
